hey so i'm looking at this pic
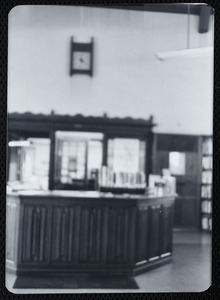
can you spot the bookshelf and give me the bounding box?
[200,137,212,232]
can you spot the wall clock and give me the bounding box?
[70,37,94,77]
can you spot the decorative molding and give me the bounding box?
[8,112,156,128]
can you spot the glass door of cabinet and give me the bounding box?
[54,131,103,190]
[105,138,147,189]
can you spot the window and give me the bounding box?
[169,152,186,175]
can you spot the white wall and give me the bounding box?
[8,5,214,135]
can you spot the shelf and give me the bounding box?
[201,212,212,216]
[99,187,146,194]
[200,136,212,232]
[201,229,212,233]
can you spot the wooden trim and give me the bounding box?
[8,113,155,128]
[6,146,10,181]
[146,132,153,182]
[199,5,212,33]
[102,134,108,166]
[48,130,55,190]
[151,133,157,175]
[70,37,73,76]
[90,37,94,77]
[85,140,88,187]
[134,256,172,276]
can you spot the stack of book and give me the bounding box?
[99,166,146,194]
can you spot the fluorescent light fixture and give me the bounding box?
[156,5,214,61]
[156,46,213,61]
[8,140,31,147]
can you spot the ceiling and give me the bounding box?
[87,4,213,33]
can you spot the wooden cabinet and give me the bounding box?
[6,192,175,276]
[153,134,200,228]
[135,201,173,274]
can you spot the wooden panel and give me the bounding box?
[174,197,197,227]
[51,206,76,263]
[106,207,133,264]
[148,205,161,259]
[135,209,149,263]
[181,197,197,227]
[79,207,103,263]
[174,197,182,226]
[156,134,198,152]
[21,205,47,263]
[176,178,197,196]
[154,151,169,174]
[160,204,173,255]
[185,153,198,175]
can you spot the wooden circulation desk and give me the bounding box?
[6,190,175,276]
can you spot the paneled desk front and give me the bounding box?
[6,191,175,276]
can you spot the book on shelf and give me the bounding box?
[202,138,213,155]
[201,200,212,214]
[202,156,213,170]
[201,170,212,184]
[202,216,212,230]
[99,166,146,190]
[201,185,212,198]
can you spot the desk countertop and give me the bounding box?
[7,189,177,201]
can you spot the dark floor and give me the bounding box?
[6,229,211,294]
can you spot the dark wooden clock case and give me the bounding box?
[70,37,94,77]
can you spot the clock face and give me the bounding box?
[73,51,91,70]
